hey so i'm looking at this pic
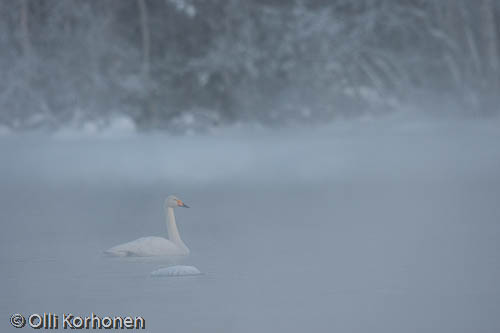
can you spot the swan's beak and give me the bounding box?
[177,200,190,208]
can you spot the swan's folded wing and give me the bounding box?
[104,236,185,257]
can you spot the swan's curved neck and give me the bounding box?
[165,207,188,252]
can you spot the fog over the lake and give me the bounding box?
[2,1,500,332]
[1,116,500,332]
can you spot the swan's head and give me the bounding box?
[165,195,190,209]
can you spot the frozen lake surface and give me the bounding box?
[1,118,500,332]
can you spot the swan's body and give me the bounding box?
[105,236,188,257]
[105,196,190,257]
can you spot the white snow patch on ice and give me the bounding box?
[53,116,136,140]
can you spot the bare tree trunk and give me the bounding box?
[137,0,156,128]
[480,0,499,88]
[137,0,151,78]
[19,0,31,59]
[443,1,464,88]
[456,2,482,77]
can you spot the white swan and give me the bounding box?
[105,195,191,257]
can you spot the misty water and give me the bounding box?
[1,117,500,332]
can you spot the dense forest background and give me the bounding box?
[1,0,499,132]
